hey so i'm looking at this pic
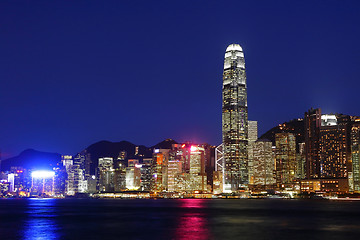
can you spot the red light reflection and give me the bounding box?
[174,199,210,240]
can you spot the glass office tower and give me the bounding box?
[222,43,248,192]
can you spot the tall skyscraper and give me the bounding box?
[73,150,91,180]
[305,108,321,179]
[126,159,141,190]
[275,133,296,189]
[351,119,360,192]
[140,158,153,191]
[98,157,114,192]
[248,121,258,185]
[222,43,248,192]
[151,149,170,193]
[114,161,126,192]
[319,115,349,179]
[305,108,352,180]
[167,160,182,192]
[188,145,207,192]
[252,139,275,188]
[296,143,306,180]
[62,155,88,195]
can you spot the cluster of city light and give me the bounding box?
[190,145,198,152]
[31,170,55,179]
[2,43,357,200]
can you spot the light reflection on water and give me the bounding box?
[174,199,210,240]
[23,198,59,240]
[1,198,358,240]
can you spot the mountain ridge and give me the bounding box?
[0,139,179,171]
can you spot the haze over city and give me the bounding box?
[1,0,360,158]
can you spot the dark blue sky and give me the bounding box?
[1,0,360,158]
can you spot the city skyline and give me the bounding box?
[1,1,360,158]
[2,2,360,239]
[3,107,360,198]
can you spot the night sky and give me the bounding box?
[1,0,360,158]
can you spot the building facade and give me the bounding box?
[296,142,306,180]
[319,115,349,179]
[305,108,322,179]
[302,108,356,193]
[351,119,360,192]
[251,139,275,189]
[248,121,258,185]
[222,43,248,192]
[98,157,114,192]
[275,133,296,189]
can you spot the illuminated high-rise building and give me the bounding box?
[319,114,350,179]
[167,160,182,192]
[222,43,248,192]
[305,109,352,181]
[188,145,207,192]
[252,139,275,188]
[73,150,91,179]
[63,154,89,195]
[248,121,258,142]
[351,119,360,192]
[296,143,306,180]
[98,157,114,192]
[126,159,141,190]
[31,170,55,197]
[304,108,322,179]
[66,165,87,195]
[62,155,73,171]
[140,158,153,191]
[248,121,258,185]
[7,173,15,192]
[212,171,223,194]
[302,109,354,193]
[275,133,296,189]
[151,149,170,193]
[114,162,126,192]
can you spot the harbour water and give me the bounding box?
[1,198,360,240]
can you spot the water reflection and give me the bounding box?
[174,199,210,240]
[23,198,59,240]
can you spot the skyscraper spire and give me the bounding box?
[222,43,248,192]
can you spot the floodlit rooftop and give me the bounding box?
[31,170,55,179]
[321,114,337,126]
[226,43,242,52]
